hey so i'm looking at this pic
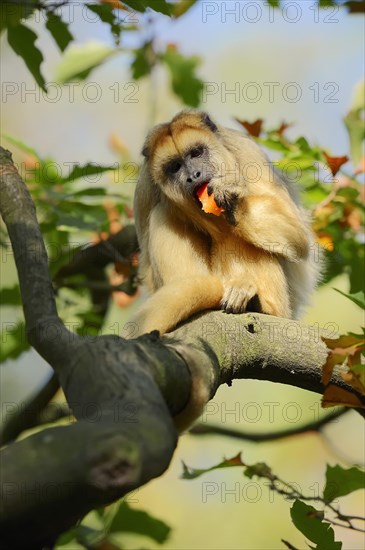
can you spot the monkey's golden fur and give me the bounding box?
[131,110,319,338]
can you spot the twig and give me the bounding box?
[189,408,349,441]
[0,373,60,446]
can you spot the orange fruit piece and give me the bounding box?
[196,183,224,216]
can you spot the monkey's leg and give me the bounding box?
[254,257,291,317]
[125,275,223,337]
[125,204,224,337]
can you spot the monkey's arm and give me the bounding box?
[227,193,311,261]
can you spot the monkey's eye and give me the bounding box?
[189,145,204,159]
[166,160,182,175]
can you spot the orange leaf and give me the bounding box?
[109,132,129,157]
[322,384,364,409]
[322,334,364,350]
[225,453,244,466]
[348,349,364,368]
[322,353,346,386]
[316,233,334,252]
[344,205,363,232]
[321,334,365,385]
[235,118,263,137]
[341,369,365,396]
[196,183,224,216]
[323,152,349,177]
[276,122,292,136]
[100,0,125,9]
[166,43,178,53]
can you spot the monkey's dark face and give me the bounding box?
[162,142,213,195]
[144,113,223,207]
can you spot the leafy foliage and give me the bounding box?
[321,292,365,408]
[334,289,365,309]
[7,23,46,90]
[2,0,204,105]
[183,455,365,549]
[323,465,365,503]
[86,3,124,42]
[0,322,29,363]
[271,0,364,11]
[344,81,365,165]
[45,12,73,52]
[161,45,204,107]
[290,500,342,550]
[55,500,171,548]
[131,41,155,79]
[124,0,172,16]
[0,136,134,363]
[55,41,117,83]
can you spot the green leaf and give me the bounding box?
[0,322,30,363]
[319,0,336,7]
[295,136,311,153]
[244,462,273,479]
[0,285,21,306]
[349,80,365,112]
[334,289,365,310]
[336,186,359,201]
[257,136,290,152]
[86,4,122,40]
[55,41,117,83]
[267,0,280,6]
[344,109,365,166]
[161,48,204,107]
[323,465,365,504]
[54,527,77,546]
[125,0,172,15]
[53,202,107,232]
[302,185,329,206]
[2,135,39,158]
[1,2,35,33]
[276,156,316,171]
[344,82,365,166]
[107,501,171,544]
[71,187,107,197]
[173,0,199,17]
[182,453,244,480]
[7,23,46,90]
[290,500,342,550]
[131,42,154,79]
[45,12,73,52]
[60,163,116,184]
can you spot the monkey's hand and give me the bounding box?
[221,279,257,314]
[207,183,240,226]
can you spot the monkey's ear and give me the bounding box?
[142,144,149,158]
[202,113,218,133]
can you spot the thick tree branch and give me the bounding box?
[0,146,363,548]
[165,313,365,412]
[55,226,138,280]
[0,148,181,548]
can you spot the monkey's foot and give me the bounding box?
[221,283,256,314]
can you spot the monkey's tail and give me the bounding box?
[125,275,223,338]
